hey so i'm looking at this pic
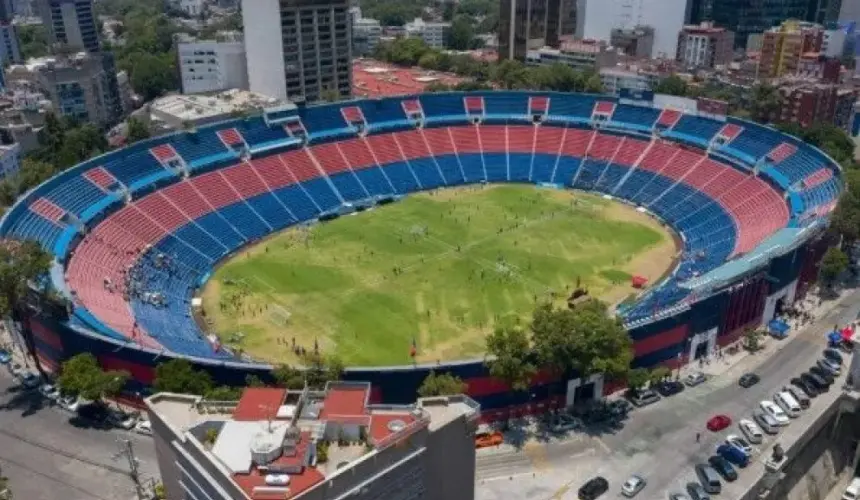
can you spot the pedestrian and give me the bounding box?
[696,432,701,443]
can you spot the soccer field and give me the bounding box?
[200,185,675,366]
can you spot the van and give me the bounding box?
[843,477,860,500]
[774,391,802,418]
[694,464,722,494]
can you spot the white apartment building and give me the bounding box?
[242,0,351,103]
[405,18,451,49]
[575,0,688,58]
[177,32,248,94]
[172,0,205,16]
[353,17,382,55]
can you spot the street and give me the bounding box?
[477,289,860,500]
[0,373,159,500]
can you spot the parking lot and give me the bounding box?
[477,289,860,500]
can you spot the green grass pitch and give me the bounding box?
[201,185,674,367]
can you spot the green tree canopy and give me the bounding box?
[820,247,849,286]
[653,75,689,97]
[273,364,305,389]
[126,117,151,144]
[485,324,536,392]
[417,371,467,397]
[57,353,129,401]
[127,52,178,101]
[447,16,475,51]
[625,367,650,392]
[0,240,52,319]
[748,84,782,123]
[153,359,213,395]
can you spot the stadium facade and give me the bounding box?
[0,91,841,415]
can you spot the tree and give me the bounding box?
[625,367,650,393]
[204,386,242,401]
[126,117,151,144]
[531,301,633,385]
[0,240,52,319]
[57,353,129,401]
[127,52,178,101]
[153,359,213,395]
[653,75,689,97]
[485,325,536,392]
[244,374,265,387]
[649,366,671,384]
[0,464,10,500]
[582,73,604,94]
[820,247,849,287]
[492,59,531,89]
[273,364,305,389]
[447,16,475,51]
[417,371,467,397]
[748,84,782,123]
[18,24,49,59]
[316,440,330,463]
[742,328,763,352]
[302,352,343,389]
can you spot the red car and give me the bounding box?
[707,414,732,432]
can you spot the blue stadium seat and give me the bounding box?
[434,154,466,185]
[776,150,821,185]
[172,221,228,260]
[611,105,660,130]
[302,177,342,211]
[195,210,246,249]
[483,153,508,182]
[408,157,446,189]
[380,162,422,194]
[217,202,270,241]
[246,192,298,230]
[508,153,532,182]
[353,167,395,197]
[418,94,467,122]
[485,93,529,116]
[669,115,723,145]
[547,95,599,120]
[530,153,557,184]
[272,184,322,221]
[238,118,291,147]
[302,105,349,136]
[328,171,369,201]
[9,212,62,251]
[171,132,226,164]
[553,157,582,186]
[47,175,107,216]
[458,153,486,183]
[103,148,169,187]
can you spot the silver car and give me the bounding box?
[621,475,646,497]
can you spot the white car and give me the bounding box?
[264,474,290,486]
[134,419,152,436]
[110,411,138,430]
[39,384,60,400]
[620,475,646,497]
[551,414,583,433]
[725,434,752,455]
[738,419,764,444]
[760,400,790,426]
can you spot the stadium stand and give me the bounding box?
[0,92,840,361]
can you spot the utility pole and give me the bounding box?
[115,438,147,500]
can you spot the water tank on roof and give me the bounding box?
[250,431,283,466]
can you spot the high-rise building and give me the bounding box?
[146,383,480,500]
[575,0,688,59]
[686,0,808,49]
[774,82,857,131]
[37,0,99,53]
[759,21,824,79]
[610,26,655,59]
[806,0,841,24]
[676,22,734,69]
[177,32,249,95]
[0,0,20,67]
[499,0,574,61]
[35,0,123,125]
[242,0,352,103]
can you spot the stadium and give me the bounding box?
[0,91,842,414]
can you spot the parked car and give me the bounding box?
[608,399,633,417]
[685,372,707,387]
[817,358,841,376]
[738,373,760,388]
[669,493,693,500]
[725,435,752,455]
[578,476,609,500]
[655,380,685,397]
[791,376,819,398]
[551,414,583,433]
[475,430,503,448]
[629,389,661,407]
[134,419,152,436]
[39,383,60,401]
[59,394,82,412]
[783,385,810,409]
[809,365,835,385]
[620,475,646,497]
[20,372,40,389]
[264,473,290,486]
[0,349,11,364]
[842,477,860,500]
[823,348,844,366]
[752,410,780,435]
[707,455,738,481]
[717,443,750,468]
[774,391,802,418]
[109,410,138,430]
[738,419,764,444]
[686,482,710,500]
[802,372,829,392]
[694,464,722,494]
[77,403,110,423]
[759,401,789,426]
[706,414,732,432]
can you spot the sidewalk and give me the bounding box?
[678,285,855,381]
